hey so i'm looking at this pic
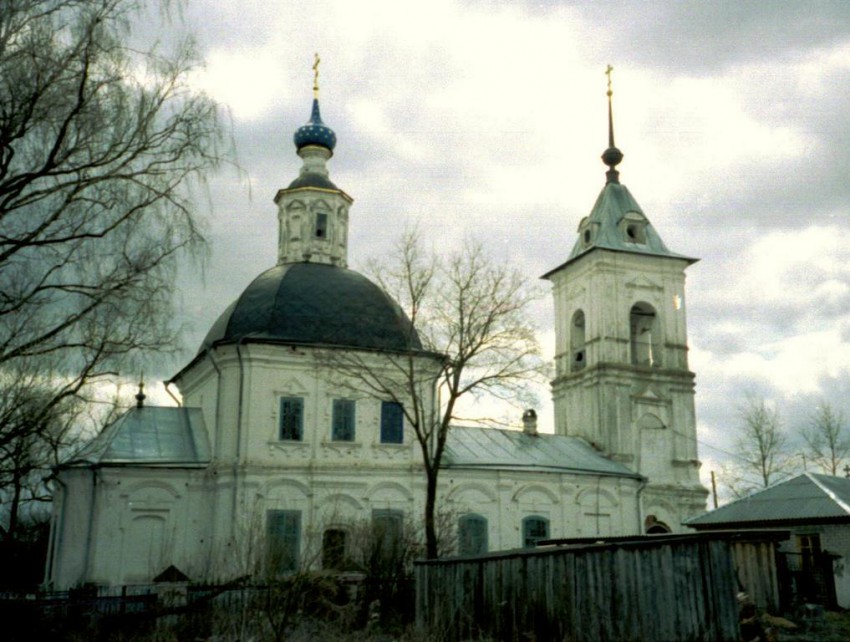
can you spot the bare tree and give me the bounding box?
[321,230,545,558]
[802,402,850,476]
[722,395,794,498]
[0,0,226,529]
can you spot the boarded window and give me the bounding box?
[458,514,488,556]
[380,401,404,444]
[279,397,304,441]
[332,399,355,441]
[522,515,549,548]
[267,510,301,573]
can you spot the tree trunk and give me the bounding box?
[424,470,438,559]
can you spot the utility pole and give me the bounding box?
[710,470,719,509]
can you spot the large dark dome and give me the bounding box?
[200,263,422,353]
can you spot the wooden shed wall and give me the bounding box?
[415,538,741,642]
[731,540,780,612]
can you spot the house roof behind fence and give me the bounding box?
[685,473,850,528]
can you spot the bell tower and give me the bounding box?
[543,67,706,529]
[274,54,353,267]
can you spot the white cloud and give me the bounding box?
[168,0,850,483]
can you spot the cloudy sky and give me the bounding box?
[143,0,850,498]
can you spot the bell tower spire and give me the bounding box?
[602,65,624,184]
[543,67,707,531]
[274,54,352,267]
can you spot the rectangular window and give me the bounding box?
[267,510,301,573]
[332,399,356,441]
[315,212,328,238]
[322,529,347,570]
[798,533,822,569]
[380,401,404,444]
[458,514,488,556]
[279,397,304,441]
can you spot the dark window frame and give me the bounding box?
[279,397,304,441]
[380,401,404,444]
[315,212,328,238]
[458,514,489,556]
[522,515,550,548]
[322,528,347,570]
[332,399,356,442]
[266,509,301,573]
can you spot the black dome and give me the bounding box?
[201,263,422,353]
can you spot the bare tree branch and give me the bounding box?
[802,401,850,476]
[721,394,795,498]
[320,229,545,557]
[0,0,228,541]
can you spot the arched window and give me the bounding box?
[629,302,661,366]
[522,515,549,548]
[644,515,671,534]
[458,514,488,556]
[315,212,328,239]
[322,528,347,569]
[570,310,586,372]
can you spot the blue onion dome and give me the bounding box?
[293,99,337,151]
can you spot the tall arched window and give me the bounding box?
[570,310,586,372]
[629,302,661,366]
[522,515,549,548]
[458,514,488,556]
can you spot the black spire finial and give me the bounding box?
[135,374,146,409]
[601,64,624,184]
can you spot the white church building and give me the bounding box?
[45,82,707,588]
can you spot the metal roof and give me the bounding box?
[64,407,211,466]
[442,427,642,479]
[685,473,850,528]
[200,262,424,354]
[542,181,696,278]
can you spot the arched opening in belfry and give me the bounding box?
[630,302,661,366]
[570,309,586,371]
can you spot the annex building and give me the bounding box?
[46,80,707,587]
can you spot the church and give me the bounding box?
[44,76,707,588]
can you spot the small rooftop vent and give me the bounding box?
[522,409,538,436]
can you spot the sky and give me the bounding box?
[140,0,850,499]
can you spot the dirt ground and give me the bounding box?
[767,610,850,642]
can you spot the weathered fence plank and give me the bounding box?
[416,531,784,642]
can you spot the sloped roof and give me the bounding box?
[542,181,696,279]
[685,473,850,528]
[442,426,642,479]
[64,407,211,466]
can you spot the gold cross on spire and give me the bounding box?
[313,53,321,98]
[605,64,614,97]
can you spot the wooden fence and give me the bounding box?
[415,531,786,642]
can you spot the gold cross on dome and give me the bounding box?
[605,64,614,97]
[313,53,321,98]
